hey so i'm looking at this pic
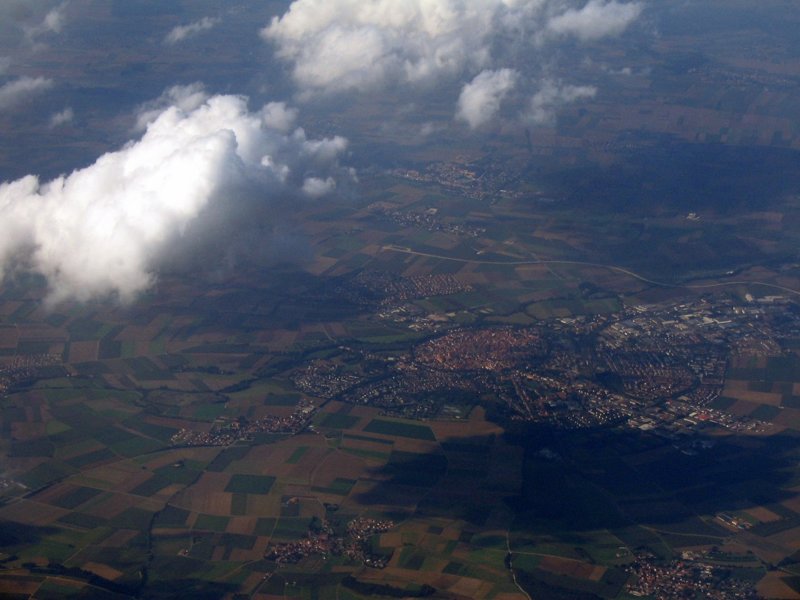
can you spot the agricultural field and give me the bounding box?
[0,342,533,600]
[5,1,800,598]
[3,83,800,598]
[3,189,800,598]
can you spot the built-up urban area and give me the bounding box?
[293,295,796,442]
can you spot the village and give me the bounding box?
[265,516,395,568]
[170,398,316,447]
[625,552,760,599]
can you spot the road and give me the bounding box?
[381,245,800,297]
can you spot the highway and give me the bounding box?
[380,245,800,297]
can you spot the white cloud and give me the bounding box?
[24,3,68,43]
[41,4,67,34]
[264,0,641,96]
[0,76,54,111]
[302,176,336,198]
[418,122,442,138]
[49,107,74,127]
[261,101,298,133]
[547,0,642,41]
[262,0,524,95]
[263,0,642,129]
[135,82,210,130]
[0,92,351,304]
[456,68,518,129]
[527,80,596,124]
[0,57,10,76]
[165,17,219,45]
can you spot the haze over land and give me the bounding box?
[0,0,646,303]
[0,1,800,599]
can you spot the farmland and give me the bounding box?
[4,9,800,596]
[3,183,800,598]
[0,252,520,593]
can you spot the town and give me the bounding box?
[625,551,760,599]
[292,294,794,440]
[373,205,486,238]
[336,270,473,308]
[390,157,527,202]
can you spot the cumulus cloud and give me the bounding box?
[418,122,442,138]
[527,80,597,124]
[264,0,641,93]
[261,101,299,133]
[49,107,74,128]
[456,68,518,129]
[134,83,210,130]
[164,16,219,45]
[302,176,336,198]
[41,4,67,33]
[262,0,516,94]
[547,0,642,41]
[24,3,67,43]
[0,92,351,304]
[263,0,642,128]
[0,76,54,111]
